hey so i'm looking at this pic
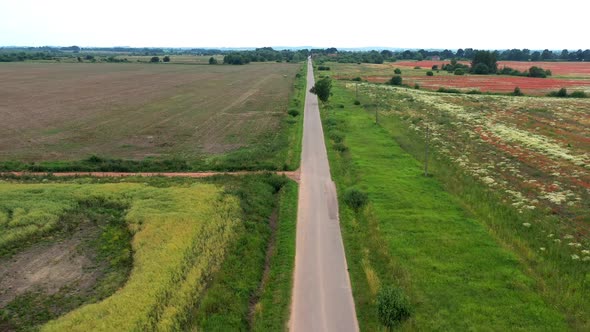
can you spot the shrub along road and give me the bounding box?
[289,58,358,331]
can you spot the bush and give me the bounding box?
[287,109,300,117]
[454,68,465,75]
[437,87,461,94]
[354,100,361,105]
[317,65,330,71]
[150,56,160,63]
[431,65,438,70]
[414,83,420,89]
[512,86,524,96]
[472,63,490,74]
[310,77,332,103]
[413,66,421,69]
[343,188,368,211]
[570,91,588,98]
[351,76,362,82]
[388,75,402,86]
[548,88,568,97]
[426,71,434,76]
[333,142,348,153]
[466,89,482,95]
[209,57,218,65]
[394,68,402,74]
[163,56,170,63]
[329,130,345,143]
[377,287,412,329]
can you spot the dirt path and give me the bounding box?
[1,170,300,182]
[289,58,358,331]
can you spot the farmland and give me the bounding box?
[318,62,589,329]
[0,174,297,331]
[0,61,303,171]
[330,61,590,95]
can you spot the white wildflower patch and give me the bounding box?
[541,192,567,205]
[582,250,590,255]
[563,235,574,240]
[571,254,580,260]
[522,223,531,228]
[583,256,590,262]
[540,247,546,251]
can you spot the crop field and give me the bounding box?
[319,64,590,329]
[328,61,590,95]
[0,62,300,169]
[0,174,297,331]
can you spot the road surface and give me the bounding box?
[290,58,358,331]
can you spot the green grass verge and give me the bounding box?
[252,180,298,331]
[321,81,569,330]
[189,174,296,331]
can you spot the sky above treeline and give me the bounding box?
[1,0,587,50]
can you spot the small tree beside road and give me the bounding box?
[310,77,332,103]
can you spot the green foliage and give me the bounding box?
[470,50,497,74]
[394,68,402,74]
[208,56,218,64]
[377,287,411,329]
[570,91,588,98]
[343,187,368,211]
[454,68,465,75]
[310,77,332,103]
[288,109,300,117]
[149,56,160,63]
[162,56,170,62]
[414,83,421,89]
[548,88,568,97]
[317,65,330,71]
[528,66,551,78]
[512,86,524,96]
[388,75,402,86]
[354,100,361,105]
[351,76,363,82]
[437,87,462,94]
[426,71,434,76]
[472,63,490,74]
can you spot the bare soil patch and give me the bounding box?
[0,223,101,308]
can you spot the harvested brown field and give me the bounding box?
[0,62,299,162]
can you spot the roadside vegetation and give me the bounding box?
[319,76,587,330]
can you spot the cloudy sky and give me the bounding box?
[0,0,587,50]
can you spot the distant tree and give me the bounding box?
[209,56,218,64]
[454,68,465,75]
[560,49,569,60]
[472,63,490,74]
[426,71,434,76]
[77,56,82,62]
[163,56,170,62]
[456,48,465,58]
[388,75,403,86]
[310,77,332,103]
[531,51,541,61]
[431,65,438,70]
[150,56,160,63]
[471,50,497,74]
[541,49,553,61]
[512,86,524,96]
[394,68,402,74]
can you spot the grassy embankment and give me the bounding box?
[0,173,298,331]
[321,80,571,330]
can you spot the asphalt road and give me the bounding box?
[290,58,359,332]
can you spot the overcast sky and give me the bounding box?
[1,0,587,50]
